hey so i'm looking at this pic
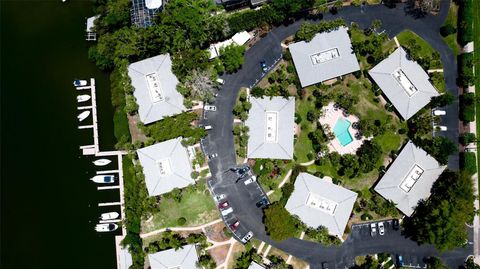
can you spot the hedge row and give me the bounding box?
[458,0,473,45]
[458,53,475,87]
[460,92,476,122]
[460,152,477,176]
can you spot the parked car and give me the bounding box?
[208,153,218,159]
[218,201,229,209]
[213,194,226,203]
[433,109,446,116]
[392,219,400,230]
[204,125,213,130]
[221,207,233,216]
[370,223,377,237]
[322,262,329,269]
[241,231,253,243]
[436,126,447,131]
[216,78,225,85]
[256,197,269,208]
[204,105,217,111]
[229,220,240,231]
[397,255,404,266]
[244,175,257,185]
[378,222,385,236]
[260,60,268,73]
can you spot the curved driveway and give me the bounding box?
[203,1,469,268]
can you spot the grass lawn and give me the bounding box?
[294,91,316,162]
[474,0,480,187]
[442,2,460,56]
[142,182,219,232]
[397,30,442,69]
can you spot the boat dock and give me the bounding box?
[76,78,132,268]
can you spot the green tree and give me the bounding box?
[263,202,300,241]
[421,136,457,165]
[220,44,246,73]
[406,170,475,251]
[357,140,382,173]
[425,256,448,269]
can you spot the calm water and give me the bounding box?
[1,1,120,268]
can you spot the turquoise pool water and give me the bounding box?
[333,118,353,146]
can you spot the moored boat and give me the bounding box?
[77,94,91,103]
[93,159,111,166]
[77,110,90,122]
[95,223,118,232]
[90,175,115,183]
[100,212,120,220]
[73,79,87,87]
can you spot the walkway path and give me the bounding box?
[140,218,223,238]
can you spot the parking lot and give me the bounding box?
[208,166,269,243]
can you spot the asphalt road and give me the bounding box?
[203,1,469,267]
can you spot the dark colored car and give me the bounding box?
[218,201,229,209]
[229,220,240,231]
[392,219,400,230]
[256,197,270,208]
[260,60,268,73]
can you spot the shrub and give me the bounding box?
[219,44,246,73]
[458,53,475,87]
[460,92,476,122]
[263,202,300,241]
[361,213,373,221]
[177,217,187,226]
[440,24,456,37]
[458,0,473,45]
[295,19,346,41]
[461,152,477,176]
[460,133,476,145]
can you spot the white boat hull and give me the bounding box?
[100,212,120,220]
[95,223,118,232]
[93,159,111,166]
[77,110,90,122]
[73,80,87,86]
[90,175,115,184]
[77,95,91,103]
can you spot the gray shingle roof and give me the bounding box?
[369,47,439,120]
[285,173,358,237]
[137,137,194,196]
[289,27,360,88]
[246,96,295,160]
[374,141,446,217]
[148,244,199,269]
[128,54,185,124]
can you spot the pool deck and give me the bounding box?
[319,102,365,155]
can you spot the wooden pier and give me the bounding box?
[77,78,130,267]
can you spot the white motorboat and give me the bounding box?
[77,110,90,122]
[100,212,120,220]
[95,223,118,232]
[77,94,91,103]
[73,79,87,87]
[93,159,111,166]
[90,175,115,183]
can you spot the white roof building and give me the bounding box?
[145,0,162,9]
[285,173,357,237]
[148,244,199,269]
[248,262,266,269]
[289,27,360,87]
[208,31,252,59]
[128,54,186,124]
[137,137,194,196]
[246,96,295,160]
[369,47,440,120]
[374,141,446,216]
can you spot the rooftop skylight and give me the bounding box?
[265,111,278,143]
[146,73,165,103]
[392,68,418,97]
[310,48,340,66]
[157,158,172,177]
[306,193,338,215]
[399,164,424,193]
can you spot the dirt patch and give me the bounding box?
[204,222,230,242]
[208,245,230,266]
[128,114,147,143]
[227,242,246,269]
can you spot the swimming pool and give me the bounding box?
[333,118,353,146]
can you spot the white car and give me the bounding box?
[433,109,446,116]
[204,105,217,111]
[216,78,225,85]
[378,222,385,236]
[221,207,233,216]
[436,126,447,131]
[241,231,253,243]
[213,194,226,203]
[244,175,257,185]
[370,223,377,237]
[204,125,213,130]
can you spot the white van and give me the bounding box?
[204,125,213,130]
